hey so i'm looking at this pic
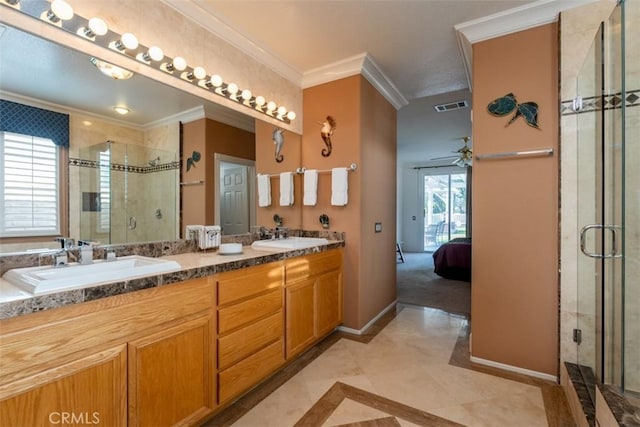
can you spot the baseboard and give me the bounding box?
[337,300,397,335]
[470,355,558,382]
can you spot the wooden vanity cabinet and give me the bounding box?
[0,277,216,427]
[285,250,343,359]
[215,262,285,404]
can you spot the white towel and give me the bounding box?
[279,172,294,206]
[331,167,349,206]
[303,169,318,206]
[257,174,271,207]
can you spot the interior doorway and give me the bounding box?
[214,153,256,235]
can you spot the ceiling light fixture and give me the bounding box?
[90,57,134,80]
[113,106,130,115]
[41,0,74,24]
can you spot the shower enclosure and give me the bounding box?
[575,0,639,410]
[78,141,179,244]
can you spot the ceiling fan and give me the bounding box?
[430,136,473,167]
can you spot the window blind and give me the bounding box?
[0,131,60,237]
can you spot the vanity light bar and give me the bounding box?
[4,0,295,124]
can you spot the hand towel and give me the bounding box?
[303,169,318,206]
[279,172,294,206]
[331,167,349,206]
[257,173,271,207]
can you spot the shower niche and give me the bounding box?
[78,141,179,244]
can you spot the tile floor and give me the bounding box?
[205,304,574,426]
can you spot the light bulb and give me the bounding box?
[266,101,276,112]
[88,17,107,36]
[193,66,207,80]
[286,111,296,121]
[120,33,138,50]
[277,106,287,117]
[148,46,164,61]
[210,75,223,87]
[173,56,187,71]
[227,83,239,95]
[255,96,266,107]
[241,89,252,101]
[51,0,73,20]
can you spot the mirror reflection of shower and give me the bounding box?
[78,141,178,244]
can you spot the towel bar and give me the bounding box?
[296,163,358,174]
[475,148,553,160]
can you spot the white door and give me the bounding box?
[220,166,249,235]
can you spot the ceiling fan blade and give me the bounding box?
[430,155,458,160]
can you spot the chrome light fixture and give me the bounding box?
[8,0,296,124]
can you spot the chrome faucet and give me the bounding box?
[52,237,76,267]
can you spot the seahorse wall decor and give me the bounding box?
[272,127,285,163]
[319,115,336,157]
[186,150,201,171]
[487,93,539,129]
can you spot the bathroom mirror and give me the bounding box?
[0,23,299,252]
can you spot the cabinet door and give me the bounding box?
[315,269,343,337]
[128,314,215,427]
[0,345,127,427]
[285,278,316,359]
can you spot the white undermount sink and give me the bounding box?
[251,237,329,251]
[2,255,181,295]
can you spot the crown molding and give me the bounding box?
[454,0,600,91]
[160,0,302,87]
[303,53,408,110]
[142,105,204,130]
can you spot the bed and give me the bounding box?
[432,238,471,282]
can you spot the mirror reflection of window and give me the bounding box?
[0,132,60,237]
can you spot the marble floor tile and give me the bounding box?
[204,304,573,427]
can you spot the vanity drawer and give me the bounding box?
[218,311,283,370]
[218,288,282,334]
[218,339,284,404]
[285,250,342,284]
[216,263,284,306]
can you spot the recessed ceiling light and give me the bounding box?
[90,57,134,80]
[113,106,130,115]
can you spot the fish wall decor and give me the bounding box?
[487,93,539,129]
[319,116,336,157]
[272,127,285,163]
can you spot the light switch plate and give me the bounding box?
[375,222,382,233]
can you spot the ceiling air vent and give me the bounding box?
[434,100,468,112]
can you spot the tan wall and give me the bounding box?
[302,75,396,329]
[255,121,302,229]
[181,118,255,233]
[472,23,559,376]
[359,78,397,326]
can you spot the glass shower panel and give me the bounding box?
[78,141,111,244]
[576,24,603,395]
[622,0,639,396]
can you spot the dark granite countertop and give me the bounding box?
[0,240,344,321]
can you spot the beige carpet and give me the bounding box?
[396,252,471,318]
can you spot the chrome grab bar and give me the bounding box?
[579,224,623,259]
